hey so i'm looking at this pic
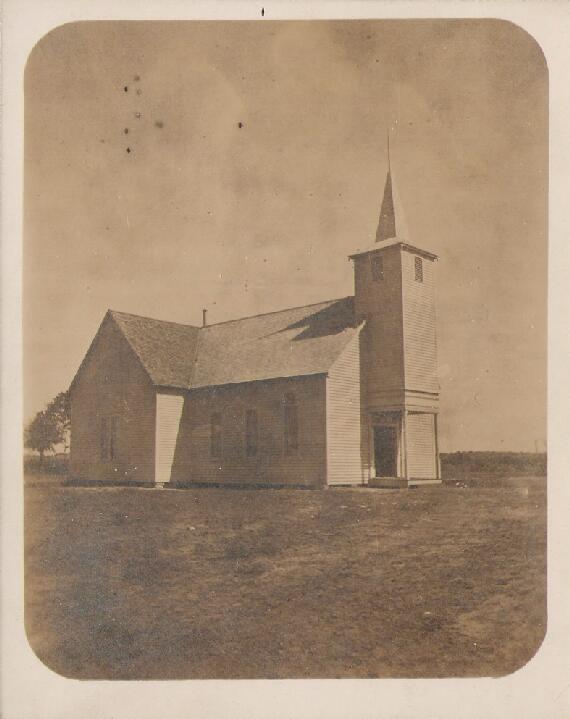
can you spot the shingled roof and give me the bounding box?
[110,311,200,388]
[105,297,359,390]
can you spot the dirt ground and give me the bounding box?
[24,477,546,679]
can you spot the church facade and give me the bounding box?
[69,166,441,488]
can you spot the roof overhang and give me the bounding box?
[190,371,328,391]
[348,238,438,261]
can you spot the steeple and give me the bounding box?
[376,170,397,241]
[375,131,408,242]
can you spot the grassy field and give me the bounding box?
[25,476,546,679]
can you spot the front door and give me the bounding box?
[374,425,397,477]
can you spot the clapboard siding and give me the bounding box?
[407,412,437,478]
[70,316,156,483]
[401,250,439,394]
[354,246,405,407]
[155,393,184,483]
[170,375,327,487]
[326,331,364,485]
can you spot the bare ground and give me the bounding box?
[24,477,546,679]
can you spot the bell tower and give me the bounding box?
[349,146,441,486]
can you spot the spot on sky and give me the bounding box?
[123,86,128,92]
[155,120,164,129]
[238,121,244,128]
[126,147,131,154]
[134,75,140,82]
[124,128,129,134]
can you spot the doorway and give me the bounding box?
[373,425,398,477]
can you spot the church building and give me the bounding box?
[69,163,441,489]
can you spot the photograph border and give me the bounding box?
[2,1,569,717]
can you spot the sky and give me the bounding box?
[24,19,547,452]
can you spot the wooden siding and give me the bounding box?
[326,330,365,486]
[354,246,405,408]
[69,316,156,483]
[403,390,439,412]
[353,245,439,411]
[170,375,327,487]
[155,393,184,483]
[401,250,439,395]
[406,412,437,479]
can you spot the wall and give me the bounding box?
[155,392,185,483]
[353,246,405,409]
[326,330,365,485]
[407,412,437,479]
[353,245,439,414]
[70,317,156,483]
[401,250,439,396]
[171,375,327,487]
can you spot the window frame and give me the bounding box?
[110,416,117,461]
[414,256,423,283]
[283,392,299,455]
[100,417,109,461]
[371,254,384,282]
[210,411,223,459]
[100,416,117,462]
[245,408,258,457]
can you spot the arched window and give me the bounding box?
[283,392,298,454]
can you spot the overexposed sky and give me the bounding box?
[24,19,547,452]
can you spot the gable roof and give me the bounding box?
[192,297,358,388]
[109,311,200,388]
[98,297,359,391]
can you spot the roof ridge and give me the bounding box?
[202,296,353,329]
[107,295,355,338]
[109,309,200,331]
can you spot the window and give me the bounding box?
[283,392,298,454]
[245,409,258,457]
[100,416,117,461]
[110,417,117,460]
[371,254,384,282]
[100,418,108,460]
[210,412,222,458]
[414,256,423,283]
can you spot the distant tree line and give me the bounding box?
[24,391,70,467]
[24,396,547,480]
[441,451,547,478]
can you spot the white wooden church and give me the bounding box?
[69,163,441,488]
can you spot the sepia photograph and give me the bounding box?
[23,18,547,681]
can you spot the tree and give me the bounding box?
[46,391,71,452]
[24,410,64,465]
[24,390,71,462]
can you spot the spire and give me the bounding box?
[375,131,408,242]
[376,169,396,242]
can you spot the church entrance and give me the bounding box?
[373,425,398,477]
